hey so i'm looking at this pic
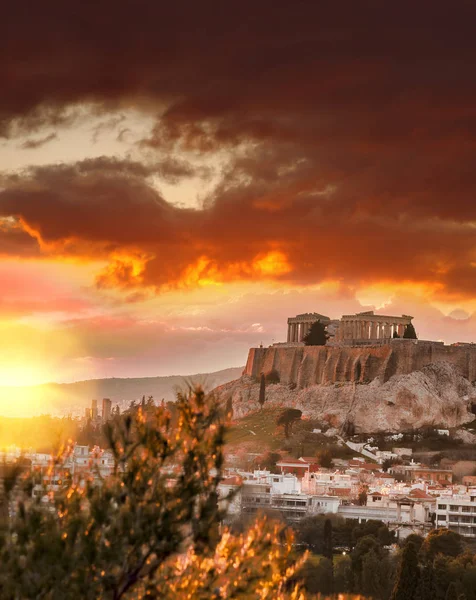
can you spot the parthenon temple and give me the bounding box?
[335,311,413,342]
[287,313,339,343]
[285,311,413,345]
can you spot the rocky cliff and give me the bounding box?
[214,361,476,433]
[244,340,476,385]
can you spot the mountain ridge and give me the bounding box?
[0,366,244,417]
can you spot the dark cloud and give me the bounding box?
[20,133,57,149]
[0,155,475,299]
[1,2,476,298]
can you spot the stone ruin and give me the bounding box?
[285,310,413,345]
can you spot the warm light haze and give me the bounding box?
[1,2,476,412]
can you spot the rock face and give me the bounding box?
[244,340,476,385]
[214,362,476,433]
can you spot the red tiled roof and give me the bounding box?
[409,489,433,500]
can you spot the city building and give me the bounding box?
[102,397,112,421]
[435,491,476,538]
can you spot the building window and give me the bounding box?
[438,504,447,510]
[449,505,459,512]
[462,506,471,513]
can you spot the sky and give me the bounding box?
[1,1,476,389]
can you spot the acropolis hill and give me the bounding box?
[215,311,476,433]
[246,311,476,385]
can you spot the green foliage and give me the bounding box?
[0,388,305,599]
[297,554,334,595]
[258,372,266,408]
[415,562,435,600]
[317,449,333,469]
[276,408,302,438]
[253,451,282,473]
[422,528,464,561]
[445,581,459,600]
[403,323,418,339]
[362,549,385,599]
[358,490,367,506]
[303,320,329,346]
[390,541,420,600]
[323,519,333,561]
[265,369,280,384]
[393,331,400,338]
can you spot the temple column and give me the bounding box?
[287,325,291,342]
[294,324,299,342]
[370,322,377,339]
[398,324,405,337]
[360,321,365,339]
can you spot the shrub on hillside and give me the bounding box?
[265,369,280,383]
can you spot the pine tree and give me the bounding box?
[258,372,266,408]
[303,320,329,346]
[414,563,434,600]
[390,541,420,600]
[445,582,458,600]
[0,387,307,599]
[323,518,333,561]
[403,323,418,339]
[362,549,384,600]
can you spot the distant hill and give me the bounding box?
[0,367,244,417]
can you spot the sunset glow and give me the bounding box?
[1,2,476,414]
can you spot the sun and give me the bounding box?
[0,363,50,388]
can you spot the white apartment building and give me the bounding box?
[435,491,476,538]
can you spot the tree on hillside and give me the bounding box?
[276,408,302,438]
[393,331,400,338]
[303,320,329,346]
[403,323,418,339]
[258,372,266,408]
[0,388,307,599]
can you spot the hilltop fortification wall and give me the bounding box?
[244,340,476,386]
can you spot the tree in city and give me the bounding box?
[0,387,307,600]
[421,528,463,561]
[323,518,333,562]
[303,320,329,346]
[445,582,459,600]
[317,449,333,469]
[390,541,420,600]
[276,408,302,438]
[358,489,368,506]
[403,323,418,339]
[258,372,266,408]
[414,562,435,600]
